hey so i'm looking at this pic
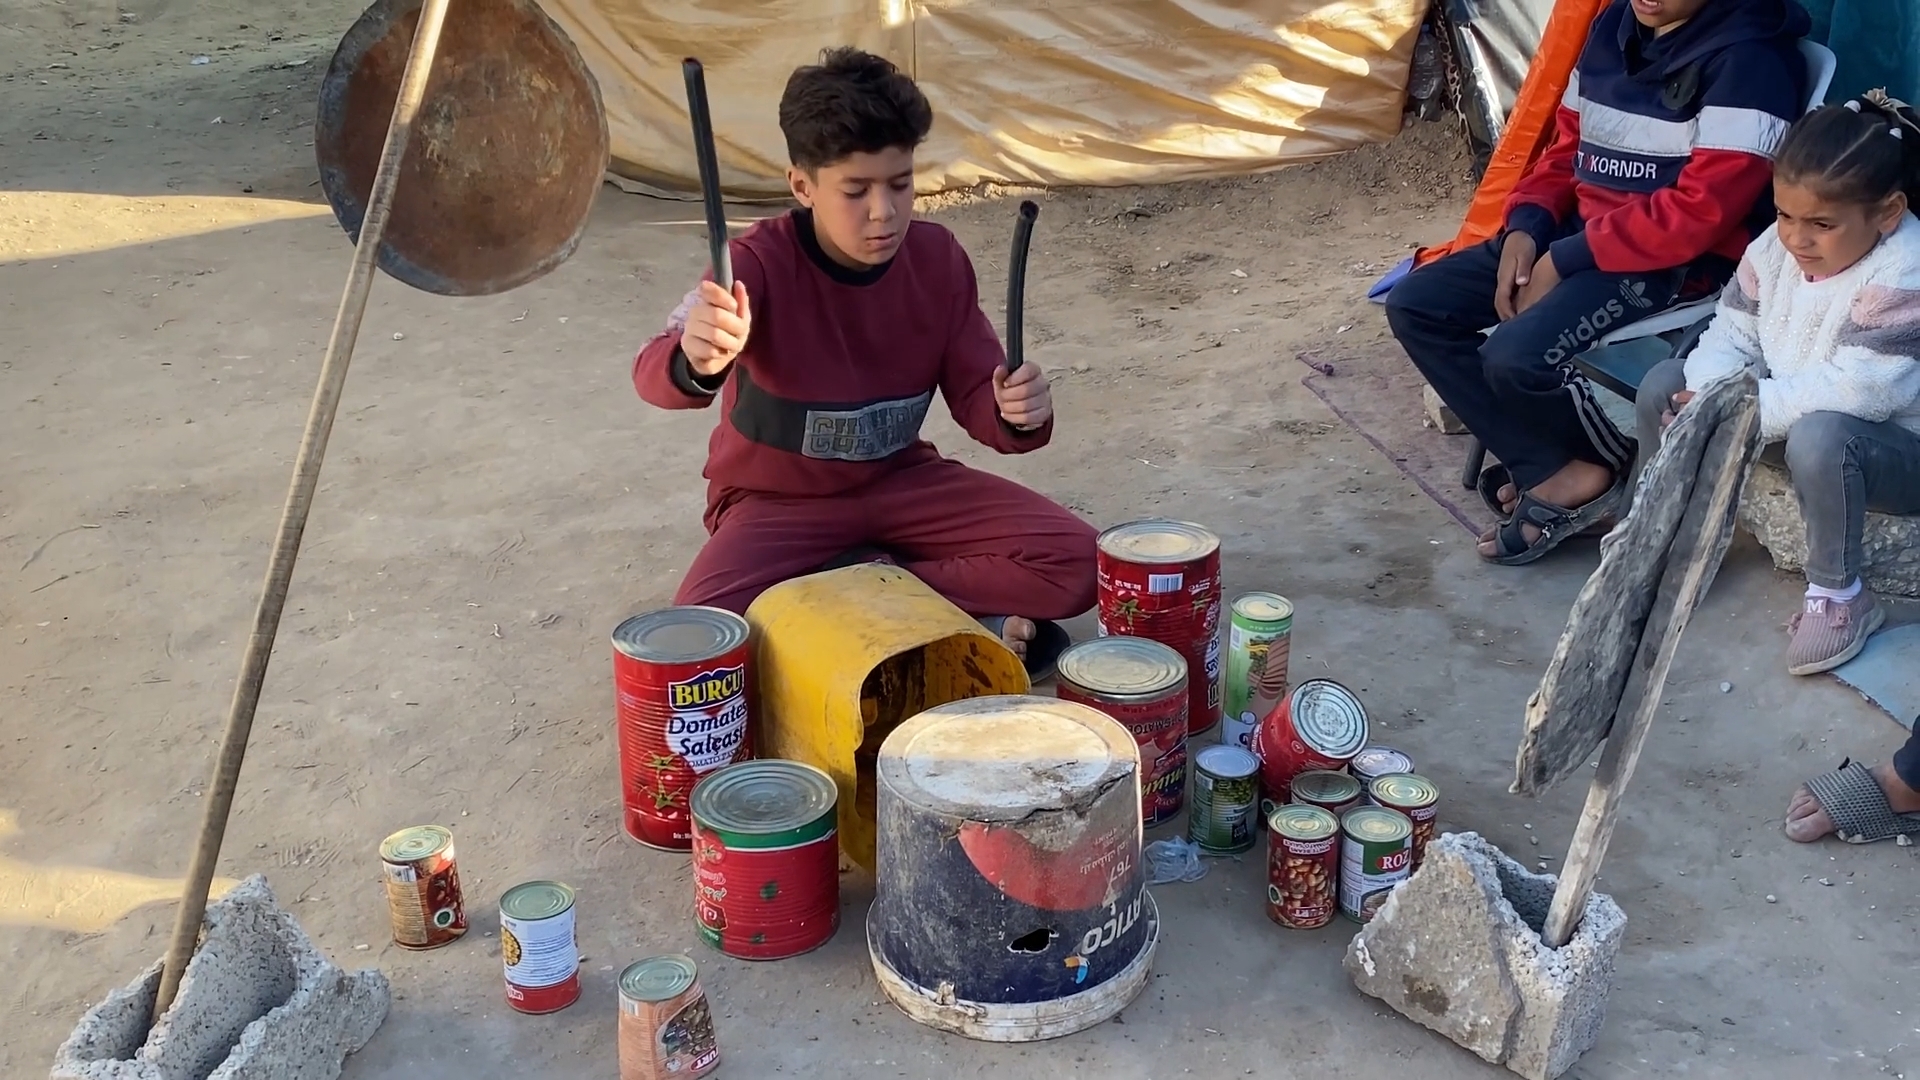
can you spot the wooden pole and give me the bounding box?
[1542,392,1760,948]
[149,0,455,1027]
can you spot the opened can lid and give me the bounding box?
[612,606,748,663]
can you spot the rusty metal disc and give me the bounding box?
[315,0,609,296]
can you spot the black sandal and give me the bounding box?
[1482,470,1629,566]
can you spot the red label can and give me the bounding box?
[1266,804,1339,929]
[1369,773,1440,871]
[378,825,467,950]
[1054,636,1190,827]
[613,607,755,850]
[1252,679,1368,806]
[690,761,841,961]
[1094,519,1223,736]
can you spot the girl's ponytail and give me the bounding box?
[1854,90,1920,213]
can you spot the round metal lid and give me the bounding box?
[1341,806,1412,843]
[877,696,1136,821]
[1194,743,1259,780]
[379,824,453,863]
[620,955,698,1003]
[1055,637,1187,700]
[612,606,748,663]
[1096,519,1221,564]
[1289,680,1369,760]
[1350,746,1413,777]
[1290,770,1361,806]
[1369,773,1438,809]
[1269,803,1338,842]
[1232,592,1294,624]
[691,760,837,834]
[500,880,575,921]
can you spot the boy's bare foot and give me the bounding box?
[999,616,1036,660]
[1784,762,1920,842]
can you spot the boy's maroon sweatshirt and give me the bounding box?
[634,210,1049,516]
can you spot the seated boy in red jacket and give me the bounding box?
[633,47,1094,673]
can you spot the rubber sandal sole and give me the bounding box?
[1800,759,1920,844]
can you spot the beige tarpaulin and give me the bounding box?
[543,0,1427,197]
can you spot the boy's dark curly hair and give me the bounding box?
[778,47,933,171]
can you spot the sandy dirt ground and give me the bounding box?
[4,1,1918,1077]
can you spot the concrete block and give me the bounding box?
[52,874,389,1080]
[1345,832,1626,1080]
[1739,460,1920,598]
[1421,384,1468,435]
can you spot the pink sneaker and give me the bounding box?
[1786,590,1885,676]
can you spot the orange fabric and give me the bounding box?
[1415,0,1608,266]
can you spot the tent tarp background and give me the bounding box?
[542,0,1428,197]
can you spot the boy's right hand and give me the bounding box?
[682,280,752,375]
[1494,233,1538,322]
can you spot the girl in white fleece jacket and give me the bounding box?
[1636,91,1920,845]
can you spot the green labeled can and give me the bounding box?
[1221,593,1293,752]
[1339,806,1413,924]
[1188,744,1261,854]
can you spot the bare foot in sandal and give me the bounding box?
[998,616,1036,661]
[1785,762,1920,842]
[1477,460,1618,560]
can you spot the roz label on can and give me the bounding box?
[1340,807,1412,924]
[500,881,581,1014]
[1349,745,1415,794]
[1094,519,1224,736]
[1285,770,1363,820]
[1253,678,1368,806]
[1369,773,1439,870]
[379,825,467,950]
[613,607,755,851]
[1266,804,1339,929]
[618,955,720,1080]
[1189,744,1260,854]
[690,760,841,961]
[1223,592,1293,752]
[1055,637,1190,827]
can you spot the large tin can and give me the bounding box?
[1286,770,1363,819]
[1266,804,1339,929]
[1252,679,1368,806]
[1369,773,1439,871]
[500,880,581,1014]
[1350,745,1415,794]
[1055,637,1190,827]
[378,825,467,950]
[1094,519,1224,736]
[1339,807,1412,924]
[613,607,755,851]
[1188,744,1260,854]
[1222,592,1293,751]
[690,760,840,961]
[618,955,721,1080]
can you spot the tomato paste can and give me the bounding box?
[378,825,467,950]
[1222,592,1293,751]
[500,880,581,1014]
[618,955,721,1080]
[1266,804,1339,930]
[1286,769,1363,820]
[1252,678,1369,807]
[1188,744,1260,854]
[1055,636,1190,827]
[690,760,840,960]
[1369,773,1439,871]
[1349,746,1415,794]
[613,607,755,851]
[1339,807,1412,924]
[1094,519,1224,736]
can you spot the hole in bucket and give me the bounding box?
[1007,928,1056,953]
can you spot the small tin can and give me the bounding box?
[1340,807,1413,924]
[618,955,720,1080]
[500,880,581,1014]
[1252,678,1369,806]
[378,825,467,950]
[1266,804,1339,929]
[1350,745,1415,793]
[1286,769,1363,819]
[613,607,756,851]
[1188,744,1260,854]
[1094,519,1224,736]
[1369,773,1439,870]
[690,760,841,961]
[1222,592,1293,751]
[1055,636,1190,827]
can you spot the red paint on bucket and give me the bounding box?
[1094,520,1223,736]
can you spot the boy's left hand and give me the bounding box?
[993,362,1052,430]
[1515,253,1562,315]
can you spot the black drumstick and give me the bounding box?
[682,58,733,289]
[1005,200,1039,373]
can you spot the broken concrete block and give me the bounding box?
[52,874,389,1080]
[1421,384,1468,434]
[1345,832,1626,1080]
[1739,460,1920,598]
